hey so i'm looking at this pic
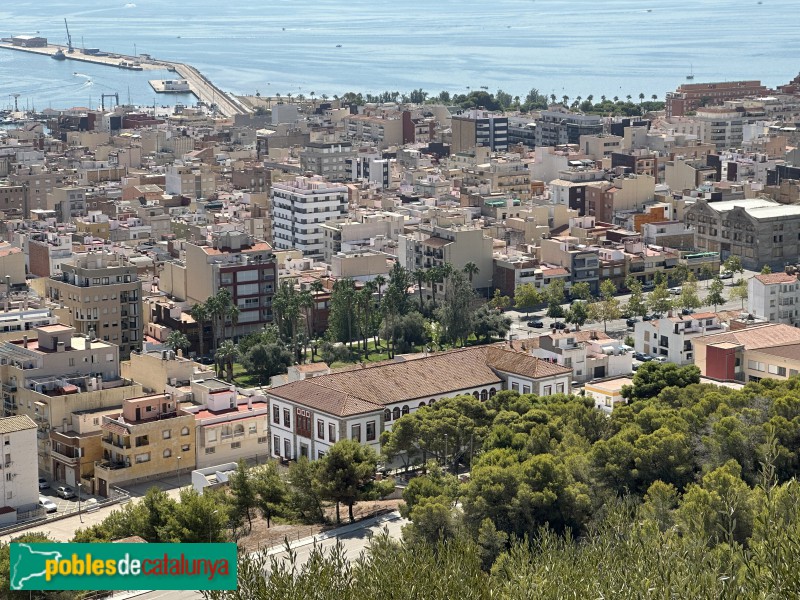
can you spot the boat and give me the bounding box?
[52,49,66,60]
[686,64,694,80]
[336,44,342,48]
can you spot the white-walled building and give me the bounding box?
[532,330,631,383]
[271,176,348,259]
[634,311,726,364]
[266,345,571,463]
[748,272,800,325]
[0,414,39,524]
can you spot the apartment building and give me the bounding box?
[0,415,38,523]
[748,272,800,325]
[94,394,196,496]
[45,253,143,358]
[634,311,726,365]
[397,224,494,291]
[539,236,599,294]
[342,114,404,147]
[694,108,745,151]
[161,230,277,340]
[580,134,622,160]
[47,186,87,222]
[685,197,800,270]
[584,174,656,224]
[183,379,270,468]
[300,142,355,181]
[165,163,216,199]
[320,214,403,263]
[0,183,25,219]
[451,110,509,153]
[0,295,58,343]
[461,158,532,201]
[535,109,603,147]
[25,230,74,278]
[267,345,571,462]
[9,167,70,215]
[0,324,144,481]
[665,80,768,118]
[271,176,348,259]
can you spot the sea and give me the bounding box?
[0,0,798,111]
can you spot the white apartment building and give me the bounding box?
[271,176,348,259]
[748,272,800,325]
[634,312,726,365]
[0,415,39,524]
[532,330,631,383]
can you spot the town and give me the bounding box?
[3,44,800,594]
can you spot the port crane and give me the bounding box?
[64,19,74,53]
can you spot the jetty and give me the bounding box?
[0,41,250,117]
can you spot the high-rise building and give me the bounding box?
[665,80,768,118]
[45,253,143,358]
[451,110,509,153]
[271,176,348,259]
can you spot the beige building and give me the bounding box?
[580,134,623,161]
[330,250,390,280]
[45,253,143,358]
[584,174,656,223]
[94,394,197,496]
[121,349,208,395]
[183,378,271,468]
[0,245,26,286]
[0,415,39,523]
[165,163,217,199]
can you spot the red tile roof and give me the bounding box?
[755,273,797,285]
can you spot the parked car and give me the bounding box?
[626,318,638,328]
[681,308,694,315]
[38,477,48,490]
[720,272,734,280]
[553,321,567,330]
[632,363,639,371]
[633,352,654,362]
[642,315,652,321]
[38,497,57,513]
[653,356,668,363]
[642,282,656,291]
[669,286,683,295]
[527,319,544,328]
[56,486,75,499]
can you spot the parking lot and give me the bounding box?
[37,482,101,516]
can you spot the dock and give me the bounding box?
[0,42,250,117]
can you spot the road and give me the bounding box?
[506,271,760,345]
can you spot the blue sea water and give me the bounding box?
[1,0,798,110]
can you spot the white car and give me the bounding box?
[38,497,57,513]
[669,286,682,295]
[38,477,48,490]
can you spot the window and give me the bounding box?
[401,405,409,416]
[249,424,257,435]
[556,383,565,394]
[207,430,217,443]
[543,385,552,396]
[181,444,190,452]
[257,436,267,444]
[162,430,171,440]
[366,421,376,442]
[273,406,280,424]
[135,452,150,463]
[135,435,149,447]
[296,409,311,438]
[232,442,241,449]
[511,382,519,392]
[351,424,361,442]
[317,420,325,439]
[181,427,190,436]
[273,436,281,455]
[318,451,325,460]
[5,473,11,482]
[163,449,172,458]
[283,409,290,427]
[522,385,531,394]
[205,447,216,455]
[329,423,336,442]
[384,409,391,422]
[392,407,401,420]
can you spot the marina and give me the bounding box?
[0,40,249,117]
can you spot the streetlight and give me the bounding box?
[208,509,219,543]
[77,482,83,523]
[177,456,182,489]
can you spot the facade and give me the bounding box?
[271,176,348,259]
[584,377,633,413]
[27,231,76,277]
[535,109,603,147]
[45,253,143,358]
[0,246,25,286]
[184,379,271,468]
[685,198,800,270]
[748,272,800,325]
[451,110,509,153]
[165,163,216,199]
[300,142,355,181]
[539,237,599,294]
[94,394,196,497]
[584,174,655,224]
[634,311,726,365]
[0,415,39,523]
[267,345,571,462]
[47,186,87,222]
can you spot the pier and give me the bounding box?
[0,42,250,117]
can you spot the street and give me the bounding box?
[506,271,760,343]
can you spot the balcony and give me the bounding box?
[95,460,130,472]
[102,436,131,450]
[51,448,80,466]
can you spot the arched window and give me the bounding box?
[419,402,426,408]
[163,449,172,458]
[472,391,480,399]
[489,388,497,397]
[393,407,401,420]
[234,424,244,435]
[480,389,488,401]
[402,405,410,416]
[429,398,436,405]
[384,409,391,422]
[181,426,189,436]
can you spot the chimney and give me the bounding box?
[247,397,252,410]
[23,335,28,349]
[97,375,103,390]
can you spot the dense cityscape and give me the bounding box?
[2,25,800,597]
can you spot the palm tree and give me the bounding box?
[189,303,209,358]
[373,274,387,305]
[600,95,607,103]
[216,340,238,382]
[638,93,645,104]
[586,94,594,104]
[225,303,240,342]
[626,94,632,103]
[165,331,190,355]
[613,96,619,103]
[550,93,557,105]
[413,269,427,309]
[651,94,658,102]
[463,262,480,285]
[561,95,569,107]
